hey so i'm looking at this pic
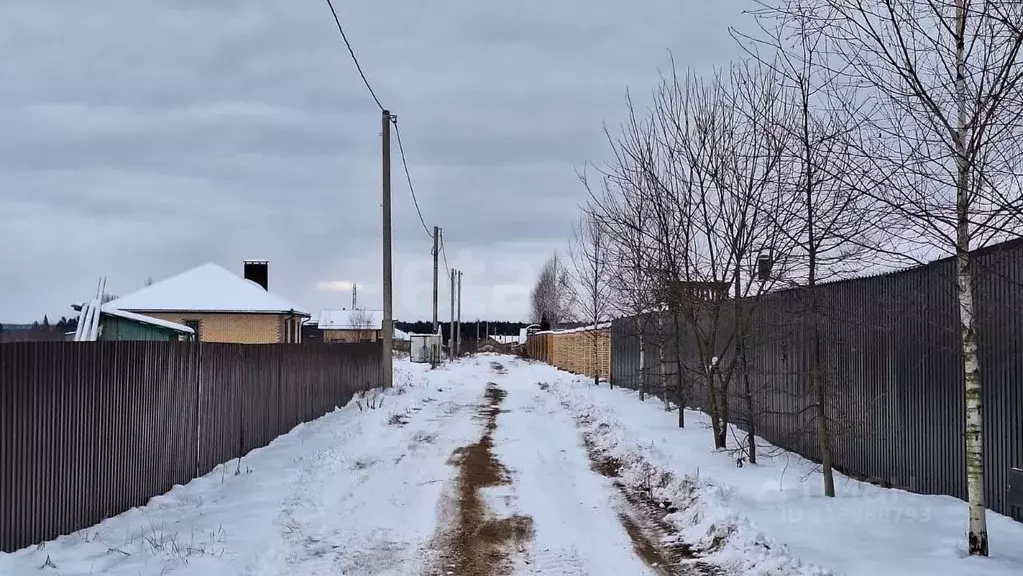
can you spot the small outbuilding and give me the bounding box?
[409,333,443,364]
[72,304,194,342]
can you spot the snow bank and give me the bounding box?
[554,388,830,575]
[536,365,1023,576]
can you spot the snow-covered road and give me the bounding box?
[3,355,1021,576]
[487,360,689,575]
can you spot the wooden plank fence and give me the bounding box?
[525,324,611,381]
[0,341,381,552]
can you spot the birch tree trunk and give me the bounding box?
[958,236,987,555]
[954,0,987,555]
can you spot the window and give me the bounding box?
[283,318,300,343]
[184,320,200,341]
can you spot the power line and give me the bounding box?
[323,0,384,111]
[440,233,452,277]
[321,0,448,269]
[392,118,433,239]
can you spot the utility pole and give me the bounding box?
[432,227,440,335]
[450,268,456,359]
[381,109,393,387]
[456,270,463,356]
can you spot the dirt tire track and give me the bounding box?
[580,423,725,576]
[428,383,533,576]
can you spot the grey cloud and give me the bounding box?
[0,0,750,322]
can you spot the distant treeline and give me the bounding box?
[0,315,80,342]
[395,320,530,340]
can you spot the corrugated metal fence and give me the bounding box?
[0,341,382,552]
[611,241,1023,521]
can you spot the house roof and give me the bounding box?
[101,306,195,334]
[317,309,383,330]
[533,322,612,336]
[106,262,309,316]
[493,334,523,345]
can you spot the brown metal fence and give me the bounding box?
[0,341,382,552]
[610,239,1023,521]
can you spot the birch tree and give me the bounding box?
[772,0,1023,555]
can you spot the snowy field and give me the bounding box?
[1,355,1020,575]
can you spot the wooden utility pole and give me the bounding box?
[456,271,463,356]
[432,227,440,334]
[381,109,393,387]
[450,268,456,359]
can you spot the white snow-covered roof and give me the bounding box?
[532,322,612,336]
[101,306,194,334]
[493,335,523,345]
[316,310,409,338]
[107,262,309,315]
[318,309,383,330]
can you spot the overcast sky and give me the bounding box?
[0,0,750,324]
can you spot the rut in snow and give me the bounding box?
[581,420,725,576]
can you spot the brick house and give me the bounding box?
[316,309,383,343]
[312,309,411,348]
[105,260,309,343]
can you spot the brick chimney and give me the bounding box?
[244,259,269,291]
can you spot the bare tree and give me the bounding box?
[569,208,614,385]
[768,0,1023,555]
[530,253,575,329]
[348,309,374,329]
[736,2,886,497]
[587,59,796,447]
[583,134,661,394]
[713,59,800,465]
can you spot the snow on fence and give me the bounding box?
[610,237,1023,522]
[524,324,611,381]
[0,341,382,552]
